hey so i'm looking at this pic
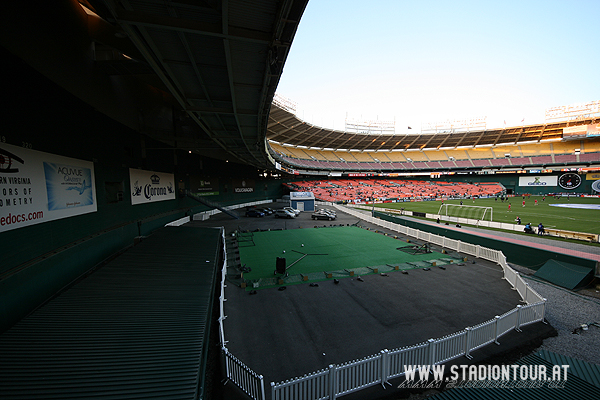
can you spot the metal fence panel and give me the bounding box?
[387,342,430,379]
[271,368,330,400]
[458,242,478,257]
[433,331,467,364]
[336,354,383,397]
[515,276,527,299]
[497,308,518,337]
[468,319,497,352]
[519,302,546,327]
[224,348,265,400]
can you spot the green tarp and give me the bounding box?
[533,259,593,290]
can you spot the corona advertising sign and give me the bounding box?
[129,168,176,205]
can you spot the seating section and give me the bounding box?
[554,154,578,164]
[284,179,504,203]
[424,151,447,161]
[444,149,469,161]
[467,148,494,159]
[552,141,579,154]
[520,143,552,157]
[489,158,510,167]
[579,152,600,163]
[403,151,428,162]
[270,138,600,171]
[508,157,531,166]
[385,152,411,162]
[351,152,376,162]
[492,146,521,158]
[584,139,600,153]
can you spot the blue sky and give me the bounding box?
[276,0,600,133]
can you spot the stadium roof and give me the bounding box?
[79,0,309,169]
[4,1,598,172]
[268,102,599,152]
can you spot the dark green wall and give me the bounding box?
[0,46,284,332]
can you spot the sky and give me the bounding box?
[275,0,600,134]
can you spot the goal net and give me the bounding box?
[438,204,493,222]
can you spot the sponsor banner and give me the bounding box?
[0,143,97,233]
[130,168,175,205]
[563,124,600,139]
[518,176,558,187]
[563,124,588,139]
[232,179,254,194]
[588,124,600,137]
[586,172,600,180]
[190,176,219,196]
[290,191,315,199]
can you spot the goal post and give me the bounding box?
[438,204,493,222]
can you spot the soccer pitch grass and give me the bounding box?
[238,226,457,288]
[374,196,600,234]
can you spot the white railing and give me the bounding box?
[193,199,274,220]
[335,353,384,397]
[219,227,266,400]
[496,308,518,337]
[271,301,546,399]
[219,229,227,348]
[223,347,266,400]
[387,342,429,379]
[269,205,547,400]
[165,216,190,226]
[433,331,467,364]
[215,204,546,400]
[271,367,331,400]
[468,318,498,353]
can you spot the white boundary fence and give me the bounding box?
[219,228,266,400]
[193,199,274,220]
[217,205,546,400]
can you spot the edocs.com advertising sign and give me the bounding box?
[0,143,97,233]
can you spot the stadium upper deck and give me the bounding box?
[267,102,600,172]
[267,102,599,151]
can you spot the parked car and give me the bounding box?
[258,208,273,215]
[316,208,336,217]
[246,209,265,217]
[274,209,296,218]
[311,209,336,220]
[263,207,274,214]
[283,206,301,216]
